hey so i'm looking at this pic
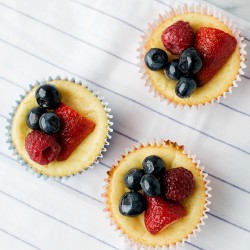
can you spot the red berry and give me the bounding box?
[194,27,237,86]
[161,21,194,55]
[25,130,61,165]
[162,167,195,201]
[144,196,186,235]
[54,103,96,161]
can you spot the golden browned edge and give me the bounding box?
[104,140,208,247]
[144,13,241,107]
[145,65,239,107]
[11,80,109,177]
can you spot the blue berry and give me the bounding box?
[145,48,168,71]
[124,168,144,191]
[179,47,202,74]
[175,76,197,98]
[39,112,61,134]
[26,107,46,130]
[35,84,61,109]
[119,191,146,217]
[164,59,183,80]
[142,155,166,175]
[140,174,161,197]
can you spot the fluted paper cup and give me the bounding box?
[137,2,247,108]
[103,139,211,249]
[6,76,113,180]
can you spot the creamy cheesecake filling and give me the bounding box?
[11,80,109,177]
[107,143,207,246]
[145,13,240,106]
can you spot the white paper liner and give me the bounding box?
[5,75,113,180]
[137,2,247,108]
[102,139,212,249]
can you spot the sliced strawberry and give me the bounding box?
[144,196,186,235]
[194,27,237,86]
[54,103,96,161]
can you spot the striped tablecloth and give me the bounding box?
[0,0,249,249]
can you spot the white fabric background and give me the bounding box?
[0,0,249,249]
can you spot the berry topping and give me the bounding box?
[194,27,237,86]
[144,48,168,71]
[119,191,146,217]
[142,155,166,175]
[54,103,96,161]
[161,21,194,55]
[39,112,61,134]
[144,196,186,235]
[26,107,46,130]
[162,167,195,201]
[140,174,161,197]
[124,168,144,191]
[164,59,183,80]
[35,84,61,109]
[25,130,61,165]
[175,76,196,98]
[179,47,202,74]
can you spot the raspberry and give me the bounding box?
[162,167,195,201]
[54,103,96,161]
[25,130,61,165]
[161,21,194,55]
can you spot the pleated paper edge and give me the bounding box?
[137,2,247,109]
[102,139,212,249]
[5,75,114,180]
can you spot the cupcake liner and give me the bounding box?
[5,75,113,180]
[137,2,247,108]
[102,139,211,249]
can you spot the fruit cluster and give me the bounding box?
[119,155,195,235]
[144,20,237,98]
[25,84,95,165]
[26,84,62,133]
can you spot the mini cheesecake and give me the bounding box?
[11,79,111,177]
[143,12,242,106]
[104,141,210,247]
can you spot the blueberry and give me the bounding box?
[179,47,202,74]
[35,84,61,109]
[140,174,161,197]
[39,112,61,134]
[144,48,168,71]
[26,107,46,130]
[175,75,197,98]
[119,191,146,217]
[124,168,144,191]
[164,59,183,80]
[142,155,166,175]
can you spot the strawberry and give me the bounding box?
[194,27,237,86]
[144,196,186,235]
[54,103,96,161]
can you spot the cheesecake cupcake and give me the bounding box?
[103,140,211,248]
[138,3,247,107]
[6,76,113,179]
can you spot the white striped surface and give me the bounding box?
[0,0,249,249]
